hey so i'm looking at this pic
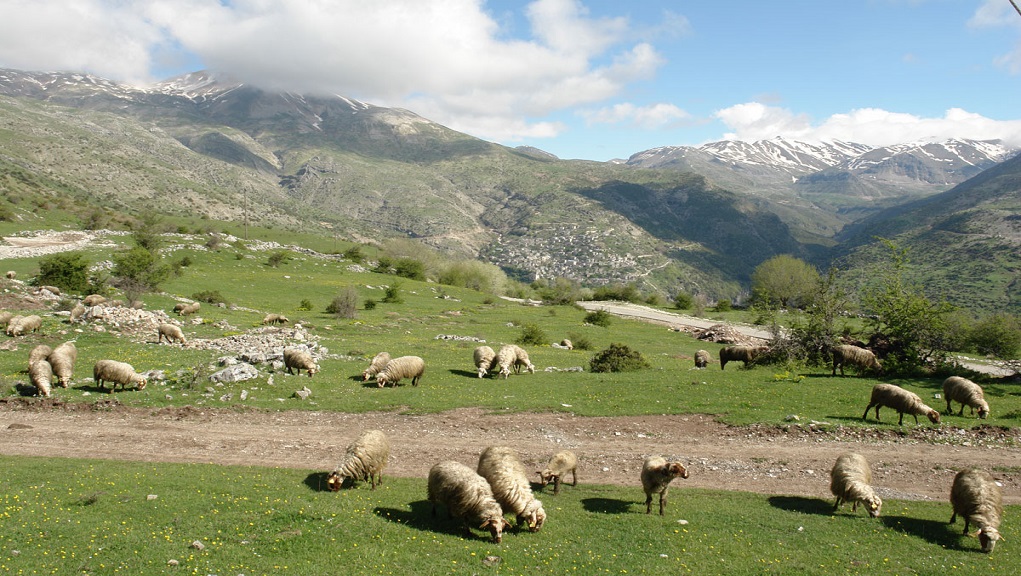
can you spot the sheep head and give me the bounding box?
[978,403,990,419]
[537,469,555,487]
[865,495,882,518]
[667,462,689,480]
[480,516,511,543]
[523,501,546,532]
[325,471,344,492]
[977,527,1001,553]
[925,409,941,424]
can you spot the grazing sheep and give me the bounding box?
[477,446,547,532]
[262,313,290,325]
[93,359,147,392]
[495,344,534,378]
[694,349,711,369]
[326,429,390,491]
[0,311,13,328]
[28,344,53,364]
[82,294,107,307]
[641,456,690,515]
[830,453,882,517]
[157,323,187,345]
[4,315,24,336]
[942,376,989,419]
[719,345,769,370]
[29,360,53,398]
[178,302,201,316]
[361,351,392,382]
[831,344,882,376]
[862,383,941,425]
[5,270,15,279]
[38,285,61,296]
[537,450,578,495]
[283,347,319,377]
[47,342,77,388]
[172,303,188,314]
[473,346,495,378]
[427,460,511,543]
[375,355,425,388]
[950,468,1003,553]
[69,303,86,323]
[7,314,42,336]
[560,339,573,350]
[513,346,536,374]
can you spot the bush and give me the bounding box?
[969,313,1021,359]
[381,282,403,304]
[589,343,651,373]
[516,322,548,346]
[364,299,377,310]
[267,250,291,268]
[297,299,314,312]
[714,299,732,312]
[192,290,228,306]
[592,283,642,303]
[674,291,693,310]
[326,287,360,319]
[343,246,365,264]
[584,310,613,327]
[37,252,90,293]
[566,332,593,351]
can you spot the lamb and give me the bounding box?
[641,456,690,515]
[473,346,495,378]
[28,344,53,364]
[513,346,536,374]
[326,429,390,491]
[862,383,941,425]
[178,302,201,316]
[262,313,290,325]
[29,359,53,398]
[537,450,578,495]
[375,355,425,388]
[477,446,547,532]
[694,349,711,369]
[361,351,392,381]
[495,344,534,378]
[830,452,882,517]
[427,460,511,543]
[93,359,147,392]
[942,376,989,419]
[82,294,106,307]
[283,347,319,377]
[831,344,882,376]
[950,468,1003,553]
[719,345,769,370]
[157,323,187,345]
[7,314,42,336]
[47,342,77,388]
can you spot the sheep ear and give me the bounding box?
[970,529,981,538]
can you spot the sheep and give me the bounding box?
[82,294,106,307]
[361,351,392,382]
[5,270,15,279]
[172,303,188,314]
[719,345,769,370]
[38,285,61,296]
[942,376,989,419]
[375,355,425,388]
[157,323,187,345]
[326,429,390,491]
[178,302,201,316]
[513,346,536,374]
[283,347,319,377]
[950,468,1003,553]
[495,344,534,378]
[69,303,86,323]
[7,314,42,336]
[93,359,147,392]
[641,456,690,515]
[537,450,578,495]
[5,315,24,336]
[830,453,882,517]
[473,346,495,378]
[47,342,77,388]
[28,344,53,364]
[262,313,290,325]
[427,460,511,543]
[862,383,941,425]
[694,349,711,369]
[831,344,882,376]
[477,446,547,532]
[560,339,573,350]
[29,360,53,398]
[0,311,13,328]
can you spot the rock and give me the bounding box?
[189,540,205,551]
[209,363,259,384]
[167,559,179,567]
[294,386,312,400]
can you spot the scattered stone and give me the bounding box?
[209,363,259,384]
[166,559,178,567]
[189,540,205,551]
[294,386,312,400]
[147,494,158,501]
[482,555,501,567]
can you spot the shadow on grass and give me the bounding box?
[448,369,479,379]
[881,515,967,549]
[581,497,633,514]
[767,496,833,516]
[374,500,494,541]
[303,471,332,492]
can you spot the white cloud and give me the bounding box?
[714,102,1021,146]
[969,0,1021,74]
[582,102,690,129]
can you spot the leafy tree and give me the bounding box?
[584,310,613,327]
[533,277,583,305]
[969,313,1021,359]
[589,343,651,373]
[267,250,291,268]
[592,283,642,303]
[343,245,366,264]
[393,257,426,281]
[112,245,170,290]
[751,254,821,309]
[37,252,91,293]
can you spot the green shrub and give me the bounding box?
[192,290,228,305]
[326,287,360,319]
[382,282,403,304]
[36,252,90,293]
[343,246,365,264]
[364,298,377,310]
[516,322,548,346]
[297,299,314,311]
[566,331,593,351]
[584,309,613,327]
[969,313,1021,358]
[714,299,732,312]
[674,291,694,310]
[267,250,291,268]
[589,343,651,373]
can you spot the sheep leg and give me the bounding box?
[958,405,966,417]
[571,469,578,486]
[863,403,877,421]
[658,490,668,515]
[950,511,957,524]
[411,375,420,386]
[645,494,653,514]
[897,412,905,426]
[553,477,561,495]
[833,497,843,511]
[945,399,953,414]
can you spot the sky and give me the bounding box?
[1,0,1021,161]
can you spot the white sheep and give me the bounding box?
[69,303,86,323]
[641,456,690,515]
[719,345,769,370]
[830,452,882,517]
[537,450,578,495]
[375,355,425,388]
[262,313,290,325]
[326,429,391,491]
[283,347,319,377]
[93,359,147,392]
[560,339,573,350]
[4,314,24,336]
[82,294,107,307]
[694,349,711,369]
[495,344,534,378]
[427,460,511,543]
[942,376,989,419]
[47,342,77,388]
[29,359,53,398]
[473,346,495,378]
[361,351,391,382]
[178,302,201,316]
[28,344,53,365]
[5,270,15,279]
[831,344,882,376]
[0,311,14,329]
[157,323,187,345]
[477,446,547,532]
[862,383,941,425]
[7,314,42,336]
[950,468,1003,553]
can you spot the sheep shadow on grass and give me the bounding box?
[880,515,966,550]
[581,497,633,514]
[448,369,479,379]
[303,471,333,492]
[374,500,495,541]
[767,496,833,516]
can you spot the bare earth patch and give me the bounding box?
[1,400,1017,504]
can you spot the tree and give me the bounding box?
[969,313,1021,359]
[37,252,90,292]
[751,255,821,309]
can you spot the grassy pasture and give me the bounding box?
[0,455,1017,575]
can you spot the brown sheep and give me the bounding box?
[641,456,689,515]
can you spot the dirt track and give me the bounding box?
[1,401,1018,504]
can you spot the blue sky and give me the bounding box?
[1,0,1020,161]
